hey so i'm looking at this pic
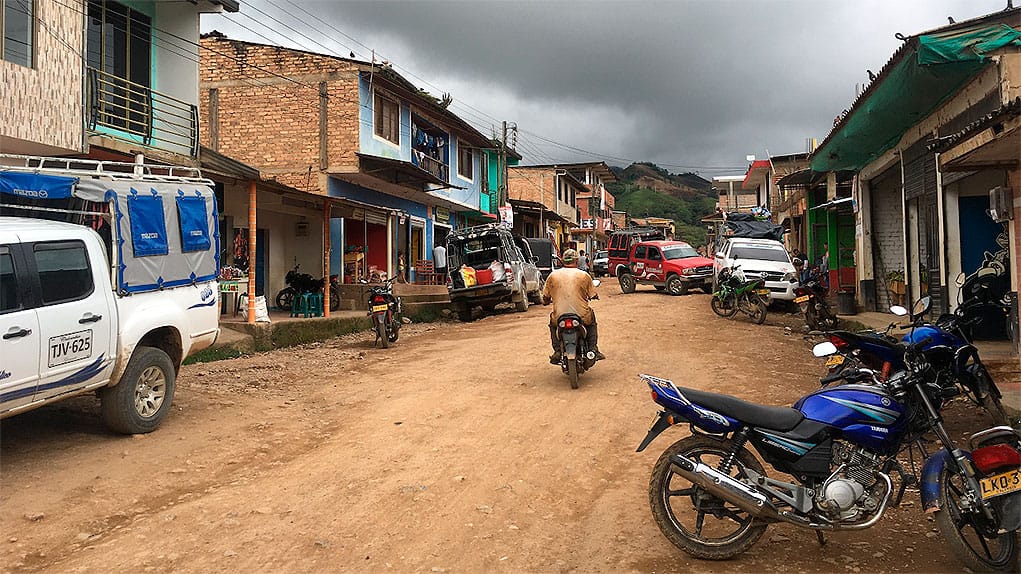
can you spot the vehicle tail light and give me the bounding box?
[372,296,386,304]
[559,318,577,329]
[504,263,513,282]
[829,334,850,350]
[972,444,1021,474]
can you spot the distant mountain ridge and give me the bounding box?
[607,162,717,246]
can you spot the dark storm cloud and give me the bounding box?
[204,0,1009,172]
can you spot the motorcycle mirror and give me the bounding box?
[592,279,601,288]
[890,305,909,316]
[812,342,838,357]
[912,296,931,318]
[954,272,965,287]
[715,252,724,258]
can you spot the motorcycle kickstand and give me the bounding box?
[816,531,826,547]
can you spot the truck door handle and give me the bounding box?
[79,314,103,324]
[3,328,32,339]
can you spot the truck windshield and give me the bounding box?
[731,246,790,262]
[663,246,699,260]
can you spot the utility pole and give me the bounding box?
[499,121,508,208]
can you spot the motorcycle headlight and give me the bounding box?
[783,272,797,282]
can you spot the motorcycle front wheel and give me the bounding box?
[710,293,738,318]
[933,465,1018,572]
[275,287,295,311]
[649,435,768,560]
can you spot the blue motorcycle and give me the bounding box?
[636,338,1020,570]
[824,296,1007,425]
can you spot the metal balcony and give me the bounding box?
[412,150,449,182]
[86,66,199,158]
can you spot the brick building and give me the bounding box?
[506,165,585,249]
[199,34,495,294]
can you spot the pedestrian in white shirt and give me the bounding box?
[433,243,447,277]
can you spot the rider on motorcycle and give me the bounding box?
[542,248,605,364]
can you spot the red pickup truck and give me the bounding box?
[617,240,716,295]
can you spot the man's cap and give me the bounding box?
[562,249,578,263]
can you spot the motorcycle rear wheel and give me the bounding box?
[649,435,767,560]
[567,359,579,389]
[376,320,389,349]
[711,293,738,318]
[933,465,1018,572]
[745,296,767,325]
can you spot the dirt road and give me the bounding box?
[0,284,1002,573]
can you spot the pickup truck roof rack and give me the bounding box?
[449,222,509,237]
[0,153,212,185]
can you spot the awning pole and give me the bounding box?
[323,200,330,318]
[247,180,256,324]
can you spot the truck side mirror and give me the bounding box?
[715,252,724,258]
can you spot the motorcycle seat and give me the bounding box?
[675,386,804,431]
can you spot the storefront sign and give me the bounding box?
[435,207,450,224]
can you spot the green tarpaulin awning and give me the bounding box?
[811,24,1021,173]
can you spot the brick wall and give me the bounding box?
[870,178,905,310]
[199,37,361,195]
[508,167,554,207]
[1,0,83,153]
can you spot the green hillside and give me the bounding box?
[608,163,717,247]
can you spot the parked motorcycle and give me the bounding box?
[711,266,769,324]
[636,336,1019,570]
[822,297,1008,425]
[795,269,838,331]
[552,279,601,389]
[367,276,402,349]
[275,264,340,312]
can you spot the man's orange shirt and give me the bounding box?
[542,267,596,325]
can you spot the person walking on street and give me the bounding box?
[577,249,590,274]
[542,249,604,364]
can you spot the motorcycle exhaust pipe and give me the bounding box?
[670,453,775,518]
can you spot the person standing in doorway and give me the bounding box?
[433,242,447,281]
[819,243,830,290]
[577,249,590,275]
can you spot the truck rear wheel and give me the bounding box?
[100,346,176,434]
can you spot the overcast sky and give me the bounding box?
[201,0,1011,176]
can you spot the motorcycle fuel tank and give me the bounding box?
[902,325,966,349]
[795,385,907,454]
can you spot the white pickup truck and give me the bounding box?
[0,156,220,433]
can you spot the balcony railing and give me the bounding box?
[412,150,448,182]
[86,66,199,158]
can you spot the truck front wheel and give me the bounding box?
[666,275,688,296]
[100,346,176,434]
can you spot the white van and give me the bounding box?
[714,237,798,301]
[0,156,219,433]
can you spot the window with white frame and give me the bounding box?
[2,0,34,67]
[457,141,473,180]
[374,92,399,145]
